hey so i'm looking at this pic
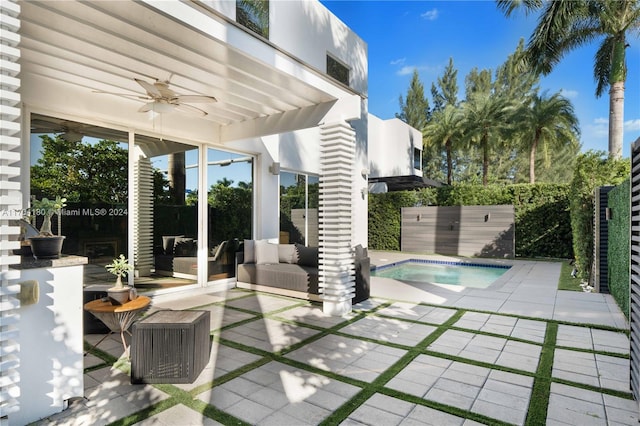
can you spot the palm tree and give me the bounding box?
[423,105,464,185]
[462,91,513,185]
[516,91,581,183]
[497,0,640,160]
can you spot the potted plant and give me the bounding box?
[105,254,134,305]
[28,196,67,259]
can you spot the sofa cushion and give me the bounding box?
[255,240,279,265]
[162,235,183,255]
[295,243,318,267]
[244,239,255,263]
[237,263,319,294]
[354,244,368,260]
[174,237,196,256]
[278,244,298,264]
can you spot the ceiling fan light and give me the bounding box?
[151,102,174,113]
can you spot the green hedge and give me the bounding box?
[569,152,630,281]
[368,191,426,250]
[607,178,630,318]
[368,183,573,258]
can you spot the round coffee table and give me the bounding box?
[84,295,151,353]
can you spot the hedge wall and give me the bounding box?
[607,178,630,318]
[368,183,573,259]
[568,152,630,281]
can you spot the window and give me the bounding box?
[327,55,350,86]
[279,172,318,246]
[414,147,422,170]
[236,0,269,38]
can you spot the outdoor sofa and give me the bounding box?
[235,240,370,303]
[155,236,230,278]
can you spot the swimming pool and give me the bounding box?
[371,259,510,289]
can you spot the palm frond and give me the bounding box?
[594,36,614,97]
[496,0,544,17]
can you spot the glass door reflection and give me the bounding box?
[206,148,253,281]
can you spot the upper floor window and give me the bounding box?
[413,147,422,170]
[327,55,349,86]
[236,0,269,39]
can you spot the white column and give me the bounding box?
[0,0,23,422]
[319,121,355,316]
[134,157,153,277]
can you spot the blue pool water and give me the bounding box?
[371,260,510,288]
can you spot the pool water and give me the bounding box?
[371,260,509,289]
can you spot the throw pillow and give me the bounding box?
[244,239,255,263]
[162,235,183,255]
[278,244,298,264]
[255,240,279,264]
[174,237,196,256]
[295,243,318,267]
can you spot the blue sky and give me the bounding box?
[321,0,640,157]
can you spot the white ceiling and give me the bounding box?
[19,1,341,135]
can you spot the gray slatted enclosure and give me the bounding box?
[594,186,614,293]
[401,205,515,258]
[630,138,640,411]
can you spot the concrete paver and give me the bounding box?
[36,254,637,426]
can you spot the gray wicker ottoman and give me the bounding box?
[131,310,210,384]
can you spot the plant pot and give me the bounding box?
[28,236,65,260]
[107,286,130,305]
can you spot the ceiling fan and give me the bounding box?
[95,77,217,116]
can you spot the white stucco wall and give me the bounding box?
[270,1,368,96]
[368,115,422,179]
[197,0,367,97]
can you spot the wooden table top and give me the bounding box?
[84,295,151,313]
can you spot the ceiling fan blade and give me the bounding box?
[92,90,150,101]
[135,78,163,98]
[138,103,154,113]
[175,95,217,103]
[174,103,208,116]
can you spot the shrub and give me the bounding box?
[569,151,630,282]
[368,183,573,258]
[607,178,630,318]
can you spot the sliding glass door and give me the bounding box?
[279,171,318,246]
[206,148,253,281]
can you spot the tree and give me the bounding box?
[516,91,581,183]
[396,69,430,130]
[431,57,459,113]
[423,105,464,185]
[31,135,128,203]
[397,69,435,178]
[462,69,514,185]
[208,179,252,241]
[497,0,640,159]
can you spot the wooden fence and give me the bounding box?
[401,205,515,258]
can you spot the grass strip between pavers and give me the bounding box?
[319,309,504,426]
[524,321,557,426]
[94,292,630,426]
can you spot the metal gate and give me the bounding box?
[629,138,640,408]
[594,186,614,293]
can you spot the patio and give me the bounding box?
[37,252,635,425]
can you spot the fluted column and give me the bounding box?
[319,121,355,316]
[0,0,23,420]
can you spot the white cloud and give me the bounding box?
[397,66,416,76]
[559,89,579,99]
[585,117,609,139]
[421,8,438,21]
[625,119,640,132]
[396,64,437,76]
[390,58,406,66]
